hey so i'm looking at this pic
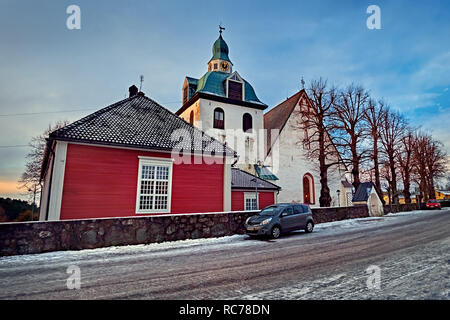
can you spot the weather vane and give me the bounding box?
[219,24,225,35]
[301,77,305,89]
[139,75,144,92]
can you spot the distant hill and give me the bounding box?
[0,197,39,222]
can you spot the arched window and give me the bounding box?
[243,113,252,133]
[189,110,194,125]
[213,108,224,129]
[303,173,315,205]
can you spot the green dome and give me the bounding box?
[210,35,232,63]
[195,71,263,104]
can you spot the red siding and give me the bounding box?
[60,143,224,220]
[231,190,275,211]
[259,191,276,209]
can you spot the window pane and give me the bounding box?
[155,196,168,210]
[142,165,155,179]
[139,196,153,210]
[140,180,154,195]
[156,166,169,180]
[155,181,168,194]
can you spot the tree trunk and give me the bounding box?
[318,129,331,207]
[389,155,398,204]
[403,166,411,204]
[373,137,383,203]
[351,140,360,190]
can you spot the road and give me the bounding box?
[0,209,449,300]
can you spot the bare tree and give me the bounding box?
[293,78,343,207]
[379,108,407,205]
[18,120,69,211]
[397,129,415,203]
[424,137,447,199]
[332,84,371,190]
[363,98,386,200]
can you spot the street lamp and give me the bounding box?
[250,177,259,210]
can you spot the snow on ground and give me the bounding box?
[0,209,433,267]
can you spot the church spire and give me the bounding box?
[208,26,233,73]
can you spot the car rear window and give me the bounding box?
[301,205,310,212]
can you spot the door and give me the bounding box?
[303,176,311,204]
[293,205,306,230]
[279,206,295,232]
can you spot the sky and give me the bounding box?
[0,0,449,200]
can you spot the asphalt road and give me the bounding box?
[0,209,449,300]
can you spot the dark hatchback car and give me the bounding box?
[245,203,314,239]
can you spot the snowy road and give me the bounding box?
[0,209,449,300]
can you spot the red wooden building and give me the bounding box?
[231,168,280,211]
[39,89,279,221]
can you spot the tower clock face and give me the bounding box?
[221,62,229,71]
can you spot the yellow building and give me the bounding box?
[383,194,418,205]
[435,190,450,200]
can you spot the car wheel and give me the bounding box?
[305,221,314,233]
[271,226,281,239]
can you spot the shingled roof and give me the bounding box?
[231,168,281,190]
[48,94,236,156]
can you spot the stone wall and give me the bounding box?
[0,211,257,257]
[383,203,420,214]
[312,205,369,224]
[1,206,369,257]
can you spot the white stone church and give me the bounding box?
[176,30,353,208]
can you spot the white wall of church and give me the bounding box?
[264,100,346,208]
[181,97,265,166]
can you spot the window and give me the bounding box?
[214,63,218,70]
[136,157,173,214]
[244,193,258,211]
[189,110,194,125]
[283,207,294,215]
[293,205,303,214]
[243,113,252,133]
[228,80,243,100]
[213,108,225,129]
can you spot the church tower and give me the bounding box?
[176,28,268,173]
[207,27,233,74]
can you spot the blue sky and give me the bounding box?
[0,0,449,199]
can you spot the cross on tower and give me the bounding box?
[219,24,225,35]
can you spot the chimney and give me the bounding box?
[129,85,139,97]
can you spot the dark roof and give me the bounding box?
[231,168,281,190]
[352,182,376,202]
[49,94,235,156]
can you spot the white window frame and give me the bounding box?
[244,192,258,211]
[136,156,173,214]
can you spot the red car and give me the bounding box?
[426,200,441,210]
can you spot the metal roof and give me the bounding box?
[254,165,279,180]
[194,71,263,104]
